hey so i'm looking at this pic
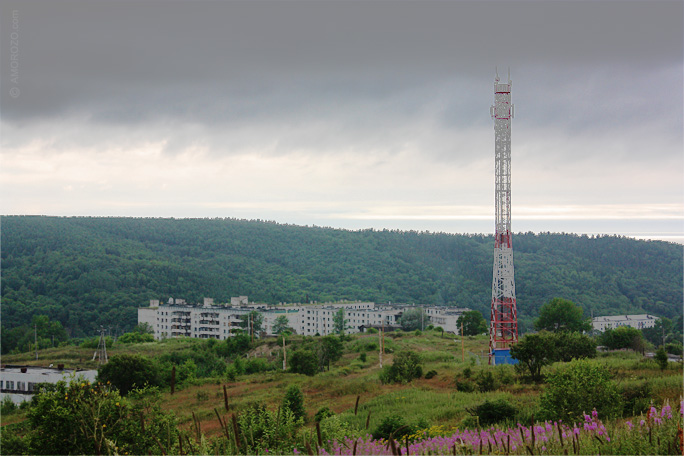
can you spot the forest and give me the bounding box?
[1,215,682,337]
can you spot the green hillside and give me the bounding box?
[1,216,681,337]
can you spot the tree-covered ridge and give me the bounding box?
[1,216,681,337]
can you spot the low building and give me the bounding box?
[592,314,658,332]
[0,365,98,404]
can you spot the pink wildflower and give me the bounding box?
[640,419,645,427]
[591,409,598,419]
[662,403,672,419]
[626,421,633,430]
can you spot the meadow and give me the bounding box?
[2,329,682,455]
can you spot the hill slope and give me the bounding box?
[1,216,681,336]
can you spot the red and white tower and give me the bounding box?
[489,70,518,365]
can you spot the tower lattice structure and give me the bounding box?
[489,70,518,364]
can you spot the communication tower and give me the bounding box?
[489,69,518,364]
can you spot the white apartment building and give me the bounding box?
[592,314,658,332]
[139,298,472,340]
[0,365,97,404]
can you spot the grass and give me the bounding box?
[3,331,683,446]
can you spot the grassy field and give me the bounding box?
[3,329,683,443]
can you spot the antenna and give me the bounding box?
[489,70,518,365]
[92,326,109,365]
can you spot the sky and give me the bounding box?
[1,0,682,243]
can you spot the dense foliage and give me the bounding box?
[456,310,488,336]
[510,331,596,381]
[534,298,592,332]
[2,216,682,339]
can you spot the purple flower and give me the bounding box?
[591,409,598,419]
[626,421,633,430]
[640,419,646,427]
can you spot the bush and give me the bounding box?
[282,385,306,423]
[245,357,276,374]
[372,415,414,440]
[454,377,476,393]
[424,370,438,379]
[469,399,518,426]
[621,381,652,416]
[539,359,622,421]
[1,395,17,415]
[654,348,668,370]
[664,342,683,356]
[359,352,367,363]
[97,354,160,395]
[24,380,177,455]
[289,349,319,376]
[117,332,154,344]
[314,406,335,423]
[379,351,423,384]
[475,370,498,392]
[236,402,304,454]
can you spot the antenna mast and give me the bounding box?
[489,71,518,364]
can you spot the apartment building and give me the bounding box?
[592,314,658,332]
[139,298,471,340]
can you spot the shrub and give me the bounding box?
[245,357,276,374]
[372,415,414,440]
[654,348,668,370]
[314,406,335,423]
[24,380,177,455]
[379,351,423,384]
[117,332,154,344]
[424,370,438,379]
[454,377,476,393]
[664,342,683,356]
[282,385,306,423]
[1,395,17,415]
[475,370,498,392]
[289,349,319,376]
[621,380,652,416]
[468,399,518,426]
[97,354,160,395]
[359,352,367,363]
[539,359,622,421]
[236,402,304,454]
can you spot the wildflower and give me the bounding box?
[626,421,633,430]
[640,419,645,427]
[102,424,106,428]
[591,409,598,419]
[661,402,672,419]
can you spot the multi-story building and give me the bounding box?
[0,365,97,404]
[592,314,658,332]
[138,298,472,340]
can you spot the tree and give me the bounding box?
[510,331,596,381]
[239,311,264,337]
[24,379,177,455]
[97,354,160,395]
[654,347,668,370]
[552,331,597,362]
[534,298,591,333]
[399,308,428,331]
[288,349,319,376]
[379,350,423,384]
[333,308,349,335]
[600,326,644,351]
[117,331,154,344]
[282,385,306,422]
[272,315,290,335]
[318,336,344,371]
[457,311,488,336]
[539,359,623,421]
[509,332,556,382]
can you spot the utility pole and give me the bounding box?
[461,321,465,362]
[34,324,38,360]
[282,335,287,371]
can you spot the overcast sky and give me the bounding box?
[1,0,682,242]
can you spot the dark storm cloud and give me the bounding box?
[1,0,681,126]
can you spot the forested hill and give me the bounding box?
[1,216,682,337]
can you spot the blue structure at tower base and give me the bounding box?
[492,348,518,365]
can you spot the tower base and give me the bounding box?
[492,348,518,366]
